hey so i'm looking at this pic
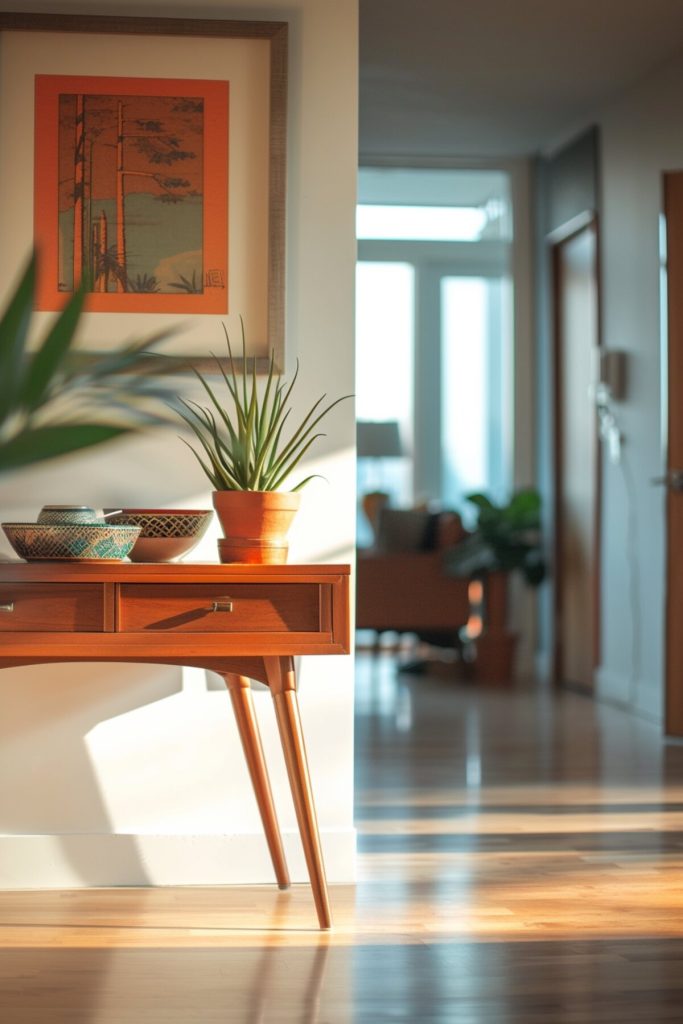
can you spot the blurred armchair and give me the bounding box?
[356,508,471,646]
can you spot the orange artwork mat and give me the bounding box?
[34,74,229,314]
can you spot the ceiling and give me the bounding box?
[360,0,683,159]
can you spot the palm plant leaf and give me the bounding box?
[18,275,88,412]
[0,256,36,422]
[0,424,129,470]
[0,251,178,475]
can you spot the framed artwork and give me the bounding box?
[0,13,288,369]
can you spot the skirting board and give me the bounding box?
[0,829,357,888]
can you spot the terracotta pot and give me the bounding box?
[483,570,509,636]
[212,491,301,564]
[474,571,516,685]
[473,632,518,686]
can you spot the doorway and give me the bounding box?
[355,167,514,535]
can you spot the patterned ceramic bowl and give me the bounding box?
[1,523,141,562]
[105,509,213,563]
[37,505,101,525]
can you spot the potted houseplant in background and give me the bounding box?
[176,326,350,563]
[0,254,175,476]
[445,488,546,683]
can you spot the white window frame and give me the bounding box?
[357,237,511,503]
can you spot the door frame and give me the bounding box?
[663,172,683,735]
[550,211,602,688]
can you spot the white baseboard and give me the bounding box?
[534,648,553,685]
[595,667,662,725]
[0,829,357,888]
[595,666,628,705]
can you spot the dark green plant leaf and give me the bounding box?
[0,256,36,421]
[0,423,130,471]
[19,279,88,411]
[446,488,546,587]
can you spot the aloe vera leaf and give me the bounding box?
[291,474,324,491]
[268,432,326,491]
[269,393,351,480]
[178,437,221,489]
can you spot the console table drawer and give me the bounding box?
[0,584,105,632]
[118,584,322,633]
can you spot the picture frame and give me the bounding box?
[0,13,288,371]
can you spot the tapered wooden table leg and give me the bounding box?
[222,672,290,890]
[264,656,331,929]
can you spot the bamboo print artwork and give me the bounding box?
[35,76,229,314]
[59,91,203,294]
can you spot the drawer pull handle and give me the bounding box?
[0,602,14,613]
[210,600,233,613]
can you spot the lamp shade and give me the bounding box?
[356,420,404,458]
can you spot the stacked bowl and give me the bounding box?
[2,506,213,563]
[2,506,141,561]
[105,509,213,562]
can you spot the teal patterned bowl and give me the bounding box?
[1,522,141,561]
[37,505,101,525]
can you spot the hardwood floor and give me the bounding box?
[2,653,683,1021]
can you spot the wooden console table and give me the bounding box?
[0,561,351,929]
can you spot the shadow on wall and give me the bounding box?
[0,427,211,885]
[0,661,185,885]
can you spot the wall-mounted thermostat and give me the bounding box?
[598,349,627,402]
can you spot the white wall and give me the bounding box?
[0,0,358,885]
[594,55,683,722]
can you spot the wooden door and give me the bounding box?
[553,221,600,690]
[663,173,683,735]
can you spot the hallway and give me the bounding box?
[1,656,683,1021]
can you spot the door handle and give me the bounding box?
[651,470,683,492]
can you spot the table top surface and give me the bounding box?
[0,561,351,583]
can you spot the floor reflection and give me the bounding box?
[3,937,683,1022]
[2,652,683,1021]
[0,943,337,1024]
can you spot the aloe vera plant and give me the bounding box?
[0,254,176,474]
[177,325,350,491]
